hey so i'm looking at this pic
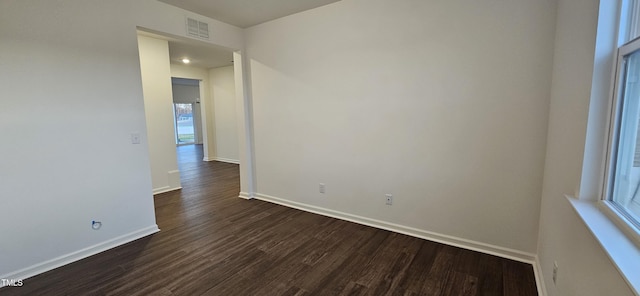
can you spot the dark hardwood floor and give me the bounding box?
[2,145,537,296]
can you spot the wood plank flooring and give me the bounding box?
[2,145,538,295]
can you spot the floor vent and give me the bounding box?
[186,17,209,40]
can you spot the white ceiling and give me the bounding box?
[141,0,342,69]
[138,30,233,69]
[168,40,233,69]
[157,0,341,28]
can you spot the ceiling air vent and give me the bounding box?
[186,17,209,40]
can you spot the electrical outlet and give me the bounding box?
[552,261,558,285]
[385,194,393,205]
[319,183,325,194]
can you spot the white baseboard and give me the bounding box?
[152,186,182,195]
[0,225,159,284]
[533,256,548,296]
[253,193,537,264]
[152,170,182,195]
[213,157,240,164]
[238,192,253,199]
[203,157,239,164]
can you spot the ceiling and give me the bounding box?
[139,30,233,69]
[157,0,341,28]
[168,40,233,69]
[141,0,342,69]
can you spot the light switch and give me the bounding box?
[131,133,141,144]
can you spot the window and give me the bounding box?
[604,0,640,237]
[174,103,195,145]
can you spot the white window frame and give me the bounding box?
[567,2,640,294]
[602,5,640,249]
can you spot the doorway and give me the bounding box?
[171,77,202,146]
[137,28,251,196]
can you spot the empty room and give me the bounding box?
[0,0,638,295]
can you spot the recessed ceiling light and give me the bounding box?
[182,58,190,64]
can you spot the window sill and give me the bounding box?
[567,195,640,295]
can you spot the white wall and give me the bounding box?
[0,0,243,281]
[172,83,200,104]
[233,51,256,197]
[138,35,181,194]
[536,0,636,295]
[245,0,556,255]
[210,66,239,163]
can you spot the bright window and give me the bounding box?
[608,37,640,227]
[174,103,195,145]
